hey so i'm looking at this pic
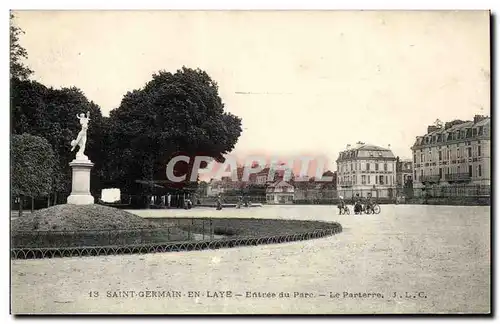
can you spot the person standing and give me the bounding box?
[338,195,345,214]
[216,194,223,210]
[354,193,362,214]
[366,193,373,213]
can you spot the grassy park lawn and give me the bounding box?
[11,205,341,249]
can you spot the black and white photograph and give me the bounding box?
[9,9,491,315]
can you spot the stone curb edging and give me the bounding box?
[11,225,342,260]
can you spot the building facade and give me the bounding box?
[396,158,413,187]
[411,115,491,190]
[206,179,225,196]
[266,181,294,204]
[291,170,337,202]
[336,142,397,199]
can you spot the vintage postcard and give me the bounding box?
[10,10,490,314]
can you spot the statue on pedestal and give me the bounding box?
[71,111,90,159]
[67,111,94,205]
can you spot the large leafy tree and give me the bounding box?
[10,14,107,202]
[11,134,55,216]
[106,67,242,195]
[11,79,106,202]
[10,13,33,81]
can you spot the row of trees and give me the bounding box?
[11,14,242,213]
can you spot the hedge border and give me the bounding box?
[11,225,342,260]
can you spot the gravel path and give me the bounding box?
[11,205,490,314]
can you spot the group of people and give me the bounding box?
[338,193,375,215]
[236,196,252,208]
[214,195,252,210]
[151,194,195,209]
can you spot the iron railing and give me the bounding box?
[444,173,472,182]
[421,175,441,183]
[11,227,342,260]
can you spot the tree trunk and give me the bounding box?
[47,195,51,208]
[31,196,34,213]
[53,192,58,206]
[18,195,23,218]
[148,159,154,209]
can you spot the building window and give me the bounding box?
[439,151,442,160]
[468,147,472,158]
[375,175,378,184]
[384,163,388,171]
[367,176,371,184]
[413,154,416,163]
[457,148,460,159]
[479,126,484,135]
[414,170,417,181]
[447,150,451,160]
[479,165,482,177]
[478,145,481,157]
[439,168,442,179]
[375,163,379,171]
[385,176,388,184]
[421,154,424,162]
[361,175,366,184]
[420,170,423,179]
[469,165,473,177]
[366,163,370,171]
[379,175,384,184]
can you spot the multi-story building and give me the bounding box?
[411,115,491,189]
[336,142,397,199]
[396,158,413,187]
[292,171,337,202]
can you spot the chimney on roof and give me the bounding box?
[427,125,439,134]
[388,144,391,149]
[474,115,487,124]
[346,144,351,149]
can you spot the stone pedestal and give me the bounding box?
[67,157,94,205]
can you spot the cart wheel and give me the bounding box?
[373,204,381,214]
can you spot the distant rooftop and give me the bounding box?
[337,142,395,161]
[412,115,490,148]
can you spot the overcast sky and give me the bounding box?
[14,10,490,169]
